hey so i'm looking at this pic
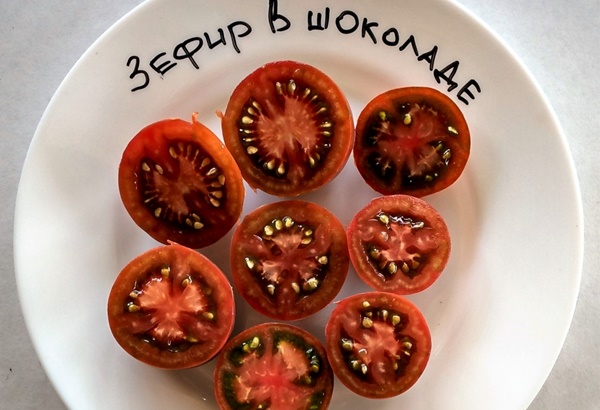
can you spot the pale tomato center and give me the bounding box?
[135,277,208,343]
[234,341,313,409]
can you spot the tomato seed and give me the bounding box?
[377,213,390,225]
[283,216,294,228]
[380,309,389,321]
[209,198,221,208]
[288,79,297,94]
[303,278,319,291]
[387,262,398,275]
[181,278,191,287]
[246,146,258,155]
[300,237,313,246]
[266,284,275,295]
[361,363,369,375]
[341,339,354,351]
[127,303,140,313]
[263,225,274,237]
[392,315,401,326]
[362,317,374,328]
[291,282,301,294]
[317,255,328,265]
[141,162,151,172]
[154,164,164,175]
[274,219,283,230]
[202,312,215,320]
[161,267,170,278]
[245,258,255,270]
[403,113,412,125]
[448,125,459,135]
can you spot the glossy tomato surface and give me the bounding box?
[354,86,470,197]
[221,60,354,196]
[119,114,245,248]
[325,292,431,399]
[230,200,349,320]
[347,195,450,295]
[214,322,333,410]
[107,242,235,369]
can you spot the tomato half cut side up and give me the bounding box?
[230,200,349,320]
[214,322,334,410]
[107,242,235,369]
[118,114,245,249]
[325,292,431,399]
[354,86,470,197]
[221,60,354,196]
[347,195,450,295]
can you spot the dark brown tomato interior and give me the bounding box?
[107,243,235,369]
[118,115,244,248]
[222,60,354,196]
[230,200,349,320]
[348,195,450,295]
[325,292,431,399]
[354,86,470,197]
[214,323,334,410]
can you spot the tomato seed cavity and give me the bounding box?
[237,79,335,182]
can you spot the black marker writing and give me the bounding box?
[268,0,291,33]
[127,21,252,92]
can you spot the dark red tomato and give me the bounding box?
[230,200,349,320]
[325,292,431,399]
[107,242,235,369]
[221,60,354,196]
[118,114,245,249]
[214,322,333,410]
[354,86,470,197]
[347,195,450,295]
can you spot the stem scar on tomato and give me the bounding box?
[325,292,431,399]
[214,323,334,410]
[107,242,235,369]
[354,86,470,197]
[230,200,349,321]
[348,195,451,295]
[118,114,245,249]
[222,60,354,196]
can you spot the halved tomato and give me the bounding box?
[221,60,354,196]
[214,322,333,410]
[107,242,235,369]
[347,195,450,294]
[325,292,431,399]
[354,86,470,197]
[118,114,245,249]
[230,200,349,320]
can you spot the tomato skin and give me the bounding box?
[214,322,334,410]
[354,87,470,197]
[222,60,354,196]
[107,242,235,369]
[118,114,245,249]
[325,292,431,399]
[230,200,349,320]
[347,195,450,295]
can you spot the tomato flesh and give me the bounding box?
[119,114,245,248]
[230,200,349,320]
[222,60,354,196]
[107,243,235,369]
[348,195,450,295]
[354,87,470,197]
[214,323,333,410]
[325,292,431,399]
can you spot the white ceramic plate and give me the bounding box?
[14,0,583,409]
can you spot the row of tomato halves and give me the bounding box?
[108,60,470,408]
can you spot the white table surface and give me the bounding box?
[1,1,598,409]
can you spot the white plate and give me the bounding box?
[14,0,583,409]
